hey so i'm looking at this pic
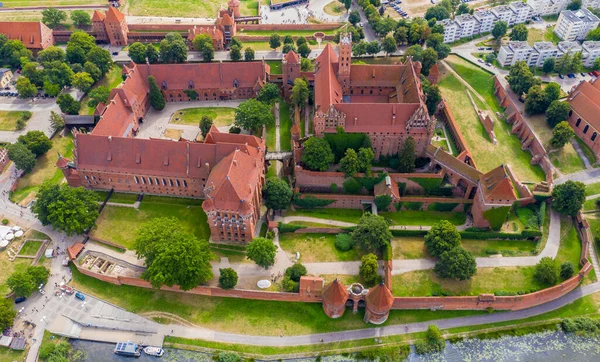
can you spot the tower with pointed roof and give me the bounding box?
[91,10,108,42]
[471,164,518,229]
[282,50,300,102]
[105,6,128,46]
[338,33,352,92]
[364,282,394,324]
[321,279,349,318]
[228,0,241,17]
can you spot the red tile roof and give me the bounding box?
[67,243,85,260]
[569,78,600,131]
[0,22,51,50]
[105,6,125,23]
[479,164,517,202]
[314,43,342,111]
[321,279,349,307]
[284,50,300,64]
[92,10,106,22]
[365,283,394,313]
[349,64,405,87]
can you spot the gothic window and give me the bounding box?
[568,110,573,117]
[576,118,581,127]
[134,176,139,184]
[584,125,589,134]
[592,132,597,142]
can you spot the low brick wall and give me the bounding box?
[237,35,335,42]
[238,23,342,32]
[87,236,126,251]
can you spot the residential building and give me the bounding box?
[473,9,497,33]
[492,5,516,25]
[583,0,600,9]
[509,1,534,24]
[0,69,12,89]
[530,41,559,67]
[582,41,600,67]
[0,21,53,54]
[527,0,567,16]
[566,78,600,161]
[455,14,480,38]
[498,41,534,66]
[440,18,460,43]
[554,9,600,41]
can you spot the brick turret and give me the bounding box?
[322,279,349,318]
[364,282,394,324]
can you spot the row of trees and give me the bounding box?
[127,32,188,64]
[41,8,91,29]
[425,0,473,22]
[7,130,53,172]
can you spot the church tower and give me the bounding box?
[338,33,352,93]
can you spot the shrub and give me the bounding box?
[218,268,238,290]
[561,317,600,335]
[534,257,560,286]
[334,233,354,251]
[374,194,392,211]
[427,202,459,212]
[434,247,477,280]
[560,261,575,280]
[278,222,305,233]
[292,194,335,209]
[391,229,428,237]
[415,325,445,355]
[404,201,423,211]
[359,253,379,283]
[343,178,363,194]
[424,221,461,258]
[228,126,241,134]
[1,219,7,225]
[218,351,241,362]
[330,183,338,193]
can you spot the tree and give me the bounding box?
[15,77,37,98]
[382,37,397,55]
[128,42,148,63]
[510,24,528,41]
[7,271,35,297]
[7,143,35,172]
[66,31,96,65]
[86,46,113,75]
[425,5,450,21]
[434,247,476,280]
[193,34,213,51]
[552,180,585,216]
[202,43,215,62]
[359,253,379,284]
[566,0,582,10]
[41,8,67,28]
[33,182,100,235]
[374,194,392,211]
[218,352,241,362]
[37,46,65,64]
[492,21,508,41]
[70,10,91,27]
[349,10,361,25]
[244,47,255,61]
[43,82,61,97]
[405,44,423,62]
[424,220,461,258]
[72,72,94,93]
[396,136,416,173]
[302,137,334,171]
[148,75,165,111]
[49,111,64,132]
[351,213,392,251]
[422,80,441,116]
[263,178,292,210]
[199,115,213,138]
[18,131,52,157]
[230,45,242,61]
[340,148,360,177]
[571,51,584,73]
[543,57,555,74]
[290,78,309,108]
[246,237,277,269]
[257,83,279,104]
[234,98,274,132]
[0,298,16,331]
[146,45,159,64]
[159,32,188,63]
[587,27,600,41]
[56,93,81,115]
[301,57,312,71]
[546,100,570,128]
[394,27,409,45]
[230,37,242,49]
[341,0,352,11]
[282,44,296,54]
[507,61,540,96]
[456,3,472,15]
[557,51,573,75]
[534,257,560,285]
[357,147,374,174]
[524,85,547,115]
[366,41,381,55]
[421,48,438,76]
[84,61,102,82]
[87,86,110,109]
[485,52,496,64]
[1,40,32,67]
[550,121,574,148]
[297,43,311,58]
[269,34,281,50]
[219,268,238,289]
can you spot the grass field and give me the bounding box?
[279,233,367,262]
[323,1,346,16]
[440,56,545,182]
[94,191,139,204]
[527,27,559,46]
[170,107,235,127]
[0,255,30,295]
[585,182,600,196]
[583,196,598,211]
[557,216,582,270]
[91,196,209,250]
[127,0,258,17]
[575,136,598,166]
[391,237,538,259]
[279,99,292,152]
[18,240,42,256]
[10,135,74,205]
[266,61,282,75]
[70,263,484,336]
[380,210,466,226]
[0,111,29,131]
[285,208,364,224]
[80,67,124,115]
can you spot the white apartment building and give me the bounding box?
[440,18,460,43]
[554,9,600,41]
[473,9,497,33]
[583,0,600,9]
[530,41,559,66]
[527,0,567,16]
[582,41,600,66]
[492,5,516,25]
[455,14,480,38]
[510,1,534,23]
[498,41,534,66]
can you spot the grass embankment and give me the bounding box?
[278,233,367,262]
[127,0,258,17]
[91,196,209,250]
[94,191,139,204]
[170,107,235,127]
[80,67,124,115]
[10,135,74,205]
[0,256,30,295]
[392,237,538,259]
[440,55,545,182]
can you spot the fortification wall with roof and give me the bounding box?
[296,193,470,211]
[237,23,342,31]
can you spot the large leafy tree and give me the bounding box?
[57,94,81,115]
[544,82,561,105]
[202,43,215,62]
[359,253,379,284]
[543,57,555,74]
[434,247,476,280]
[33,182,100,235]
[0,298,16,331]
[301,137,334,171]
[244,47,255,61]
[340,148,360,177]
[282,263,307,292]
[86,47,113,75]
[290,78,309,108]
[534,257,560,285]
[219,268,238,290]
[87,86,110,109]
[84,61,102,82]
[41,8,67,29]
[22,62,44,87]
[16,77,37,98]
[397,136,416,173]
[425,5,450,20]
[1,40,32,67]
[37,46,65,64]
[357,147,374,175]
[550,121,574,148]
[510,24,528,41]
[382,37,397,56]
[146,45,159,64]
[246,237,277,269]
[192,34,213,51]
[148,76,165,111]
[491,21,508,41]
[7,143,36,172]
[424,220,461,258]
[507,61,541,96]
[421,48,438,76]
[263,178,293,210]
[234,98,274,132]
[72,72,94,93]
[7,266,50,297]
[546,100,570,128]
[422,77,441,116]
[159,32,188,63]
[524,85,547,115]
[199,115,213,138]
[49,111,65,132]
[230,45,242,61]
[128,42,148,63]
[18,131,52,157]
[351,213,392,251]
[349,10,361,25]
[566,0,582,10]
[45,60,75,88]
[269,34,281,50]
[257,83,279,104]
[70,10,91,27]
[66,31,96,65]
[552,180,585,216]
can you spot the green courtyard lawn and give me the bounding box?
[391,237,538,259]
[379,210,466,226]
[527,27,560,46]
[279,233,367,262]
[210,246,249,263]
[70,263,484,336]
[18,240,43,256]
[90,196,209,250]
[279,99,292,152]
[323,0,345,15]
[243,40,333,52]
[94,191,139,204]
[585,182,600,196]
[80,66,124,115]
[10,135,74,205]
[557,216,582,270]
[127,0,258,17]
[0,255,30,295]
[285,208,364,224]
[170,107,236,127]
[265,61,282,75]
[583,197,599,211]
[575,136,598,166]
[352,56,404,65]
[0,111,30,131]
[440,56,546,182]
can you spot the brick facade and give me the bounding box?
[567,78,600,162]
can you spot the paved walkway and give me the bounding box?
[555,168,600,185]
[571,138,594,169]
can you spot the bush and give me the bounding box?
[334,233,354,251]
[404,201,423,211]
[415,325,445,355]
[218,351,241,362]
[1,219,7,225]
[292,194,335,209]
[343,178,363,194]
[391,229,428,237]
[20,111,32,120]
[560,261,575,280]
[534,257,560,286]
[408,177,443,195]
[359,253,379,283]
[324,131,370,161]
[427,202,459,212]
[228,126,241,134]
[277,222,305,233]
[285,263,307,282]
[424,220,461,258]
[218,268,238,290]
[374,194,392,211]
[330,183,338,193]
[561,317,600,335]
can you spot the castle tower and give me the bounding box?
[91,10,108,42]
[282,50,301,102]
[228,0,241,18]
[321,279,349,318]
[338,32,352,93]
[364,282,394,324]
[105,6,129,46]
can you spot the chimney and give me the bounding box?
[233,159,238,166]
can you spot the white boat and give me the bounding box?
[143,346,164,357]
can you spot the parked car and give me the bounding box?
[112,52,119,56]
[486,47,492,50]
[581,73,586,77]
[478,47,484,50]
[485,63,492,66]
[15,297,26,304]
[567,73,575,78]
[559,74,564,79]
[75,292,85,301]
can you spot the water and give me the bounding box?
[70,329,600,362]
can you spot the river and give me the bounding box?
[70,329,600,361]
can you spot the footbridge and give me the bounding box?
[265,151,293,161]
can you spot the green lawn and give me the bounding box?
[70,263,484,336]
[575,136,598,166]
[440,56,545,182]
[103,192,139,204]
[557,216,582,270]
[583,197,599,211]
[18,241,42,256]
[323,0,345,16]
[170,107,235,127]
[10,135,74,205]
[0,111,29,131]
[127,0,258,17]
[585,182,600,196]
[279,99,292,152]
[239,28,339,37]
[285,208,364,224]
[80,66,124,115]
[266,61,282,75]
[392,237,538,259]
[279,233,367,262]
[380,210,466,226]
[0,257,30,295]
[91,196,209,250]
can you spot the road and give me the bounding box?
[0,98,58,143]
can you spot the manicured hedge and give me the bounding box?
[278,222,306,233]
[460,230,542,240]
[404,201,423,211]
[292,194,335,209]
[391,229,428,237]
[382,243,393,261]
[324,131,370,161]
